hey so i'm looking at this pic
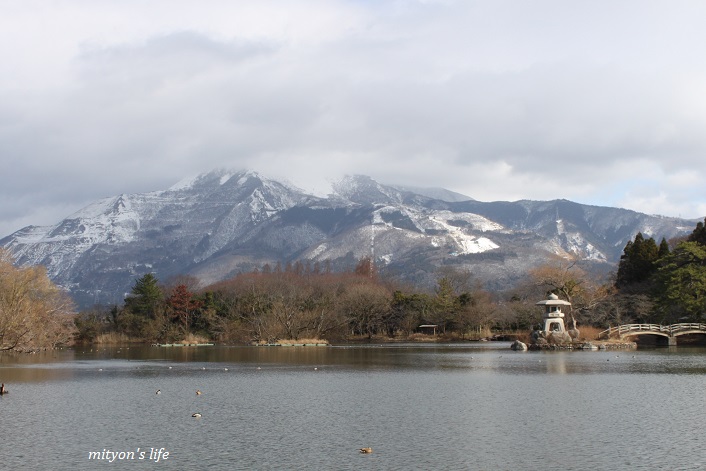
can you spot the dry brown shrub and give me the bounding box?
[514,331,532,344]
[407,333,438,342]
[576,325,602,341]
[93,332,133,344]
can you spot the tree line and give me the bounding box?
[4,218,706,350]
[74,259,507,344]
[610,218,706,325]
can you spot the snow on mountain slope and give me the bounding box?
[6,193,152,279]
[2,170,308,285]
[370,205,501,256]
[1,169,697,308]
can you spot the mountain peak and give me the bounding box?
[169,168,251,191]
[169,168,304,196]
[331,175,404,205]
[1,169,696,309]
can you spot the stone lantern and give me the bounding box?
[533,293,574,344]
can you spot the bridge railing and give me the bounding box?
[599,323,706,339]
[670,323,706,334]
[598,324,666,339]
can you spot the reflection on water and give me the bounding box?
[1,343,705,470]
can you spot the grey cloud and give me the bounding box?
[75,31,276,86]
[2,1,706,236]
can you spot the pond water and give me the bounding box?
[1,343,705,470]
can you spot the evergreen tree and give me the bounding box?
[431,277,460,334]
[687,218,706,245]
[615,240,633,287]
[615,233,659,288]
[658,237,670,259]
[124,273,163,318]
[655,241,706,322]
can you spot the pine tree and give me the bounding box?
[658,237,670,259]
[687,218,706,245]
[615,233,659,288]
[124,273,163,318]
[655,241,706,322]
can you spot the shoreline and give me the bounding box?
[527,341,637,351]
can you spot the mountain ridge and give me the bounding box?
[1,169,697,308]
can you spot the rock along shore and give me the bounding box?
[527,341,636,351]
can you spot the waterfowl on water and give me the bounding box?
[192,413,202,418]
[156,389,161,395]
[359,448,373,454]
[0,383,7,395]
[196,390,202,395]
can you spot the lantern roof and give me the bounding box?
[535,293,572,306]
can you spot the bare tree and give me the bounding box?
[455,289,497,338]
[339,282,391,339]
[0,249,76,351]
[527,255,609,331]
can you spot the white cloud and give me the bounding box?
[1,0,706,236]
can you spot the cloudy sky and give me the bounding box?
[2,0,706,236]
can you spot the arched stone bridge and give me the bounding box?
[598,323,706,346]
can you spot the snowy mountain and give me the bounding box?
[1,170,697,308]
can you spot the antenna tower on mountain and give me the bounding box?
[370,214,375,278]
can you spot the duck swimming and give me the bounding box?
[359,448,373,454]
[192,413,202,418]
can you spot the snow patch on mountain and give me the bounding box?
[451,236,499,255]
[563,232,607,262]
[220,173,234,185]
[556,219,565,234]
[16,194,141,247]
[379,254,393,264]
[425,214,500,254]
[429,211,504,232]
[553,218,606,261]
[371,206,501,255]
[332,175,405,205]
[169,174,200,191]
[308,242,329,259]
[248,188,278,220]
